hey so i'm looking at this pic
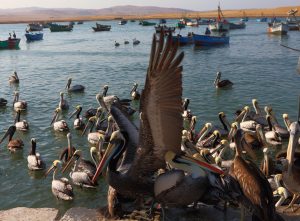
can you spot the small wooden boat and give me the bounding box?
[119,20,127,25]
[141,20,156,26]
[25,32,43,41]
[172,34,194,46]
[268,22,289,35]
[92,23,111,32]
[186,20,199,27]
[193,33,229,46]
[0,38,20,49]
[27,23,43,32]
[209,4,230,32]
[69,21,75,26]
[229,21,246,29]
[130,19,136,22]
[77,21,84,25]
[198,19,214,25]
[155,25,175,33]
[50,24,73,32]
[286,9,300,31]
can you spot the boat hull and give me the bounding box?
[50,24,73,32]
[229,22,246,30]
[268,23,289,35]
[193,34,229,46]
[25,33,43,41]
[209,22,230,32]
[172,35,194,46]
[0,38,20,49]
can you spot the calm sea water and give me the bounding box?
[0,19,299,215]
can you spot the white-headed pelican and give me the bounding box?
[13,91,27,111]
[58,92,69,110]
[15,110,29,131]
[50,107,69,132]
[27,138,46,170]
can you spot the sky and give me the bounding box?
[0,0,298,11]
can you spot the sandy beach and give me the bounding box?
[0,5,299,24]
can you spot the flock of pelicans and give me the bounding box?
[0,32,300,221]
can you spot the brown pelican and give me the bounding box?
[250,99,268,126]
[265,107,289,138]
[154,151,224,210]
[196,130,220,149]
[14,110,29,131]
[58,92,69,110]
[228,129,282,221]
[92,32,184,216]
[50,107,69,132]
[181,130,198,156]
[272,174,290,208]
[65,78,85,92]
[9,71,19,83]
[282,121,300,212]
[0,125,24,152]
[69,105,85,130]
[59,133,76,163]
[45,160,74,201]
[115,41,120,47]
[133,38,140,45]
[194,122,212,142]
[260,148,275,177]
[211,112,231,137]
[62,150,97,188]
[130,83,140,100]
[283,113,300,145]
[0,98,8,107]
[27,138,46,170]
[263,115,282,145]
[213,71,233,88]
[13,91,27,111]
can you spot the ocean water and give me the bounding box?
[0,19,299,215]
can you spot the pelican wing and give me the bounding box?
[137,33,184,173]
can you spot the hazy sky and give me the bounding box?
[0,0,298,10]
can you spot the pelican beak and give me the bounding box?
[92,138,122,184]
[0,126,14,144]
[62,154,78,173]
[69,108,79,119]
[50,110,58,125]
[81,117,95,136]
[195,125,208,141]
[44,165,55,177]
[235,109,246,122]
[180,154,224,175]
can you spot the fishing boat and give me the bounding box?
[92,23,111,32]
[176,22,186,29]
[159,19,167,24]
[285,9,300,30]
[229,21,246,30]
[27,23,43,32]
[50,24,73,32]
[209,4,230,32]
[77,21,84,25]
[130,19,136,22]
[69,21,75,26]
[0,38,20,49]
[198,18,214,25]
[257,13,268,22]
[25,32,43,41]
[240,11,249,22]
[119,20,127,25]
[42,22,52,28]
[268,22,289,35]
[141,21,156,26]
[193,33,229,46]
[186,20,199,27]
[155,25,175,33]
[172,34,194,46]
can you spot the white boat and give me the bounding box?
[186,21,198,27]
[268,22,289,35]
[209,3,230,32]
[285,8,300,31]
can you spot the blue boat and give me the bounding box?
[25,32,43,41]
[172,34,194,46]
[193,33,229,46]
[257,17,268,22]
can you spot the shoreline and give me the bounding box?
[0,6,299,24]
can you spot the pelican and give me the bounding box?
[182,98,190,111]
[263,115,282,145]
[283,113,300,145]
[196,130,220,149]
[194,122,212,143]
[14,110,29,131]
[50,107,69,132]
[228,129,282,221]
[250,99,268,126]
[260,148,275,177]
[65,78,85,92]
[69,105,85,130]
[27,138,46,171]
[115,41,120,47]
[0,125,24,152]
[0,98,7,107]
[133,38,140,45]
[45,160,74,201]
[62,150,97,188]
[273,174,290,208]
[58,92,69,110]
[92,33,184,216]
[130,83,140,100]
[124,40,129,44]
[9,71,19,83]
[282,121,300,212]
[59,133,76,163]
[13,91,27,111]
[213,71,233,88]
[154,151,224,211]
[265,106,289,138]
[211,112,231,137]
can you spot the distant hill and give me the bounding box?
[0,5,193,23]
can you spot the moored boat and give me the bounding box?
[198,18,215,25]
[119,20,127,25]
[209,4,230,32]
[92,23,111,32]
[229,21,246,30]
[27,23,43,32]
[285,8,300,31]
[159,19,167,24]
[268,22,289,35]
[193,33,229,46]
[0,38,20,49]
[240,11,249,22]
[25,32,43,41]
[141,20,156,26]
[257,16,268,22]
[172,34,194,46]
[77,21,84,25]
[176,22,186,29]
[186,20,199,27]
[50,24,73,32]
[155,25,175,33]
